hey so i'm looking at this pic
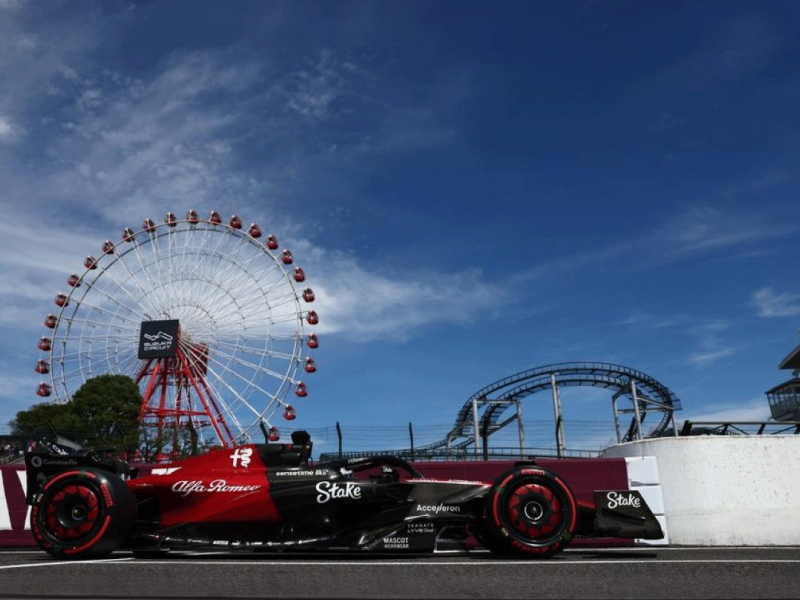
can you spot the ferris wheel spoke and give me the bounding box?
[183,374,251,444]
[202,348,296,394]
[200,372,272,436]
[38,211,317,449]
[105,245,168,318]
[78,268,157,324]
[215,338,301,364]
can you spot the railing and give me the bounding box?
[317,446,601,462]
[677,420,800,436]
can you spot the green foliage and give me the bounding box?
[12,374,142,451]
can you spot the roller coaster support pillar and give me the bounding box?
[630,379,642,440]
[516,400,525,458]
[472,398,481,459]
[612,396,622,444]
[551,374,566,458]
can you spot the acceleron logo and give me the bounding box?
[138,319,179,358]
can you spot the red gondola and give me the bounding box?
[187,209,199,224]
[35,360,49,374]
[209,210,222,225]
[36,383,51,397]
[295,382,308,397]
[267,235,278,250]
[67,274,81,287]
[283,405,296,421]
[84,255,98,270]
[122,227,135,242]
[302,288,315,303]
[268,426,280,442]
[307,333,319,348]
[293,267,306,282]
[38,337,51,351]
[44,315,57,328]
[304,357,316,373]
[143,218,156,232]
[281,250,293,265]
[230,215,242,229]
[54,294,68,307]
[248,223,262,238]
[165,212,178,226]
[306,310,319,325]
[102,240,114,254]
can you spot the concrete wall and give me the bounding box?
[601,436,800,546]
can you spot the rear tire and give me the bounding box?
[483,466,577,558]
[30,467,136,560]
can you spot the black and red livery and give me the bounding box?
[24,431,662,559]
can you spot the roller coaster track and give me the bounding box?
[320,362,682,461]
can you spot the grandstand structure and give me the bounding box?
[767,329,800,421]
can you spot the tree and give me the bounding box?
[10,401,79,439]
[12,374,142,451]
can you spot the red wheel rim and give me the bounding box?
[506,483,562,540]
[44,484,101,541]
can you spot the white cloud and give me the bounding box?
[294,241,504,341]
[687,347,737,368]
[285,48,346,118]
[752,286,800,318]
[0,115,17,141]
[513,204,797,287]
[683,396,772,423]
[653,206,796,261]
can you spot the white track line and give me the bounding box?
[3,557,800,570]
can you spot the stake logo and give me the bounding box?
[315,481,362,504]
[605,491,641,510]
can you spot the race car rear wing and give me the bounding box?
[23,440,131,505]
[592,490,663,539]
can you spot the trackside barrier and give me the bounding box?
[0,457,653,548]
[601,436,800,545]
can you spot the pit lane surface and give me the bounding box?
[1,547,799,599]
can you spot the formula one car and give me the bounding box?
[23,431,662,559]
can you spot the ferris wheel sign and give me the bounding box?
[139,320,179,358]
[34,209,319,451]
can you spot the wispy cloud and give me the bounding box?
[752,286,800,318]
[687,347,737,368]
[0,14,486,372]
[650,206,796,262]
[513,203,797,287]
[682,319,742,369]
[0,115,19,141]
[683,396,772,423]
[617,311,740,369]
[294,240,504,341]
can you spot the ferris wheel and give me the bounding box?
[35,209,319,449]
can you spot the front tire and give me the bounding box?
[483,467,577,558]
[30,467,136,560]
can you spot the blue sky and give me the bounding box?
[1,0,799,455]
